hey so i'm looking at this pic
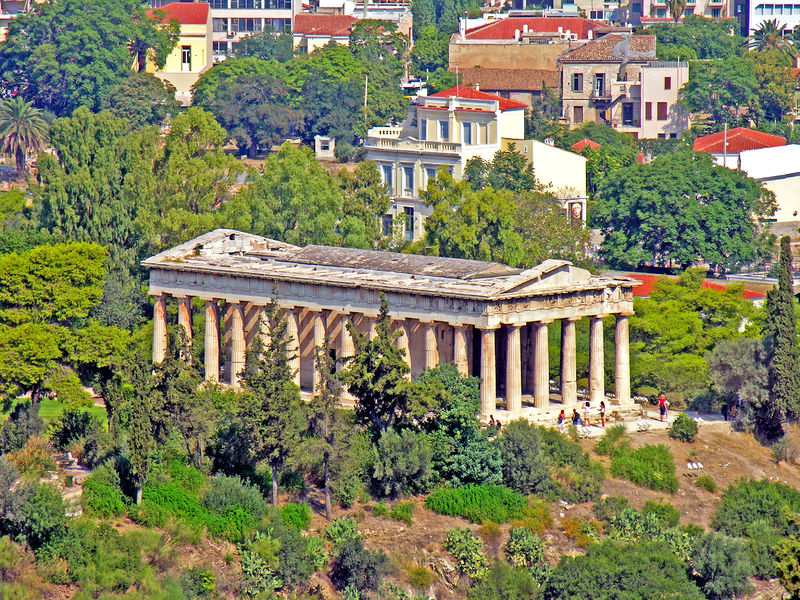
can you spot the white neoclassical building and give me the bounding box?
[144,229,639,422]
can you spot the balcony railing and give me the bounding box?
[366,137,462,153]
[591,88,612,100]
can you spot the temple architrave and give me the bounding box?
[144,229,640,422]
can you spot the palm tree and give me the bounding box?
[668,0,687,23]
[0,97,48,174]
[748,19,796,55]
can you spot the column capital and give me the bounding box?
[477,324,501,331]
[616,311,635,318]
[564,315,582,322]
[591,313,610,321]
[534,319,554,326]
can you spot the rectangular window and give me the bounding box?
[711,7,721,16]
[573,105,584,124]
[403,166,414,195]
[439,120,449,141]
[645,101,652,120]
[212,18,228,32]
[594,73,605,97]
[404,207,414,239]
[419,119,426,141]
[571,73,583,92]
[656,8,667,16]
[462,122,472,145]
[664,76,672,90]
[181,46,191,72]
[382,165,393,188]
[212,41,229,54]
[425,166,437,186]
[657,101,668,120]
[382,214,393,237]
[210,0,227,8]
[622,103,633,124]
[632,2,641,11]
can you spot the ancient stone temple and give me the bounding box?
[144,229,639,422]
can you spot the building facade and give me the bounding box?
[559,34,689,139]
[748,1,800,34]
[145,229,639,422]
[621,0,736,25]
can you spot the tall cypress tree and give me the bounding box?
[765,236,800,434]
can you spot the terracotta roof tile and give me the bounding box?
[293,13,358,36]
[560,33,657,63]
[692,127,786,154]
[570,138,601,151]
[428,85,528,111]
[626,272,766,300]
[459,68,559,92]
[464,16,609,40]
[149,2,209,25]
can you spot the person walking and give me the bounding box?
[572,408,582,427]
[658,394,668,422]
[583,400,592,427]
[599,400,606,428]
[557,409,566,432]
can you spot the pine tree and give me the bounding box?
[765,236,800,436]
[241,296,305,508]
[340,293,411,437]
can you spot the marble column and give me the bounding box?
[152,294,167,364]
[229,303,246,388]
[339,315,355,402]
[454,325,469,376]
[368,317,378,340]
[479,327,497,419]
[560,318,578,407]
[534,321,550,409]
[589,315,606,404]
[313,311,325,392]
[286,310,301,389]
[204,301,219,382]
[525,324,536,395]
[424,322,439,370]
[505,324,522,415]
[615,313,632,405]
[177,297,192,349]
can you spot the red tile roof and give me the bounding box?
[692,127,786,154]
[293,13,358,36]
[464,16,609,40]
[570,138,601,151]
[459,68,559,93]
[560,34,657,63]
[149,2,209,25]
[429,86,528,111]
[626,273,766,300]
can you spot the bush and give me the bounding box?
[713,479,800,538]
[82,464,127,517]
[467,562,541,600]
[771,437,797,464]
[407,565,432,590]
[478,521,501,544]
[695,475,718,493]
[424,485,527,524]
[203,474,269,521]
[0,401,44,453]
[509,499,552,536]
[561,517,600,548]
[389,501,414,526]
[497,420,552,497]
[692,533,754,600]
[505,527,545,569]
[326,517,360,548]
[330,536,388,593]
[642,500,679,528]
[444,528,489,581]
[610,444,679,493]
[180,567,216,598]
[9,436,56,479]
[49,408,100,452]
[744,520,781,580]
[593,496,630,522]
[280,502,311,530]
[668,413,698,443]
[371,428,432,497]
[594,424,630,456]
[14,483,66,550]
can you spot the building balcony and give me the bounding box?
[366,136,463,154]
[591,88,612,100]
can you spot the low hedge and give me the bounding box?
[610,445,678,493]
[425,485,527,524]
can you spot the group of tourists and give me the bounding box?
[557,400,607,431]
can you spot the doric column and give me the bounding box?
[152,294,167,364]
[339,315,355,402]
[560,318,578,407]
[204,301,219,382]
[615,313,632,405]
[526,324,536,394]
[313,310,325,392]
[589,314,606,404]
[286,310,301,388]
[424,322,439,371]
[177,297,192,346]
[505,324,522,414]
[229,303,245,388]
[534,321,551,409]
[368,317,378,340]
[454,325,469,376]
[394,321,412,375]
[479,327,497,419]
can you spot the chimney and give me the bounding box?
[475,83,480,90]
[514,29,520,40]
[558,26,563,33]
[459,16,466,36]
[523,24,528,32]
[565,28,571,37]
[588,29,593,39]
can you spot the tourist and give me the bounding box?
[489,415,496,429]
[659,393,668,422]
[583,400,592,427]
[572,408,582,427]
[599,400,606,428]
[557,409,566,432]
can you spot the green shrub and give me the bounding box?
[82,464,127,518]
[610,444,679,493]
[467,562,541,600]
[407,565,432,590]
[444,528,489,581]
[643,500,679,528]
[372,500,388,517]
[594,424,630,456]
[49,408,100,452]
[280,502,311,530]
[606,508,693,562]
[713,479,800,538]
[389,501,414,526]
[424,485,527,524]
[509,500,552,536]
[695,475,718,493]
[326,518,360,547]
[744,520,781,580]
[180,567,216,598]
[668,413,698,443]
[692,533,754,600]
[203,474,269,521]
[593,496,630,522]
[0,401,44,454]
[14,483,66,550]
[371,428,432,497]
[505,527,545,569]
[9,436,56,479]
[330,536,388,593]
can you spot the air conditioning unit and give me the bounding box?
[227,30,236,37]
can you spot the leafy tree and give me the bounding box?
[668,0,687,22]
[775,527,800,599]
[498,420,553,497]
[105,73,180,129]
[464,146,537,193]
[349,20,408,64]
[748,18,796,54]
[595,151,775,273]
[411,25,449,72]
[240,298,306,507]
[0,401,44,453]
[370,427,432,497]
[330,536,388,593]
[0,0,178,116]
[233,29,294,62]
[692,533,754,600]
[707,338,769,427]
[340,294,411,436]
[764,236,800,430]
[13,483,66,550]
[0,97,48,174]
[336,161,391,250]
[645,16,744,60]
[192,58,289,107]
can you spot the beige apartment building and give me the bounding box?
[559,33,689,139]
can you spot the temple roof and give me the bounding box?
[143,229,638,301]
